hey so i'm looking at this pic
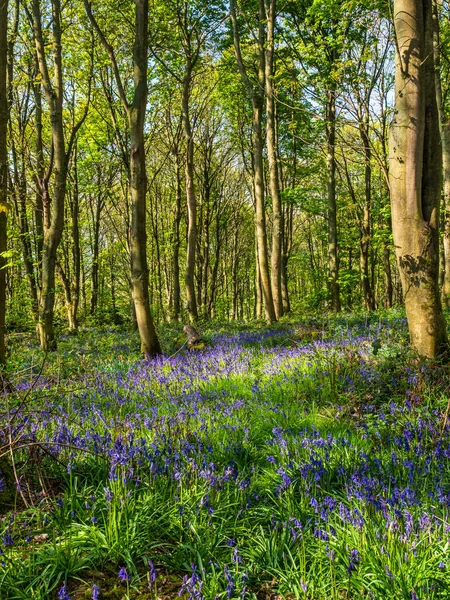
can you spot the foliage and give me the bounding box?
[1,314,450,598]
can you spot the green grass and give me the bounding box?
[0,311,449,599]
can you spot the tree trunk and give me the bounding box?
[358,116,375,310]
[69,145,80,331]
[32,0,67,352]
[390,0,448,358]
[0,0,8,364]
[33,53,44,285]
[128,0,161,358]
[85,0,161,356]
[90,189,102,316]
[264,0,283,319]
[230,0,276,322]
[11,142,39,319]
[326,87,341,312]
[433,1,450,306]
[172,149,182,321]
[182,60,198,323]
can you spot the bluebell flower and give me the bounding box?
[148,560,157,584]
[58,586,70,600]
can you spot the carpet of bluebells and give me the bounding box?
[1,312,450,599]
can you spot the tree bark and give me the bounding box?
[182,58,198,323]
[326,87,341,312]
[128,0,161,357]
[90,186,102,316]
[85,0,161,357]
[358,113,375,310]
[0,0,8,364]
[390,0,448,358]
[172,148,182,321]
[230,0,276,322]
[264,0,283,319]
[32,0,67,352]
[433,1,450,306]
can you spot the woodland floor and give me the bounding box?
[1,311,450,599]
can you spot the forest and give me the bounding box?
[1,0,450,598]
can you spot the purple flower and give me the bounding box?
[92,585,100,600]
[58,586,70,600]
[347,548,360,575]
[148,560,157,584]
[300,580,308,593]
[104,487,113,503]
[118,567,130,581]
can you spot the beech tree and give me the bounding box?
[390,0,448,358]
[85,0,161,358]
[230,0,276,322]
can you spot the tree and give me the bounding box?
[264,0,283,319]
[0,0,8,364]
[230,0,276,322]
[85,0,161,358]
[389,0,448,358]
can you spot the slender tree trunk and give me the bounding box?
[326,87,340,312]
[172,150,182,322]
[383,245,393,308]
[10,142,39,319]
[90,191,102,315]
[359,115,375,310]
[433,1,450,306]
[207,212,221,318]
[264,0,283,319]
[0,0,8,364]
[85,0,160,356]
[32,0,67,352]
[128,0,160,358]
[69,146,80,330]
[255,237,262,319]
[57,261,75,330]
[230,0,276,322]
[182,60,198,323]
[390,0,448,358]
[33,54,44,286]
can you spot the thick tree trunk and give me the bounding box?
[326,88,341,312]
[0,0,8,364]
[265,0,283,319]
[390,0,448,358]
